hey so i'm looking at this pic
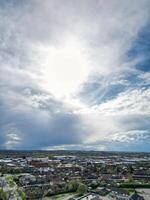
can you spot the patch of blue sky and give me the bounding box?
[0,0,26,8]
[123,72,150,88]
[79,77,128,105]
[127,22,150,72]
[94,84,127,104]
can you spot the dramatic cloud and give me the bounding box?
[0,0,150,151]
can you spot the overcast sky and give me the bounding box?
[0,0,150,151]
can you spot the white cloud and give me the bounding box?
[138,72,150,85]
[2,124,22,149]
[111,130,149,143]
[74,87,150,147]
[96,88,150,115]
[43,144,107,151]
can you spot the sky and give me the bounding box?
[0,0,150,151]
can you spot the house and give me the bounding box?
[109,191,144,200]
[109,188,129,200]
[19,174,36,185]
[129,193,144,200]
[91,187,110,196]
[27,160,49,168]
[73,193,102,200]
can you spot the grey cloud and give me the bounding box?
[0,87,87,149]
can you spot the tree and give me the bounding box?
[21,192,26,200]
[91,180,98,189]
[6,176,15,187]
[15,168,22,174]
[77,183,87,196]
[0,189,7,200]
[66,180,79,192]
[128,174,133,183]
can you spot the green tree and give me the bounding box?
[21,192,26,200]
[91,180,98,189]
[15,168,22,174]
[6,176,15,187]
[128,174,134,183]
[0,189,7,200]
[77,183,87,196]
[66,180,79,192]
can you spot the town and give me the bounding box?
[0,151,150,200]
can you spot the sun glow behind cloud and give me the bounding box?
[37,36,92,98]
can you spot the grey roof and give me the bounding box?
[130,193,144,200]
